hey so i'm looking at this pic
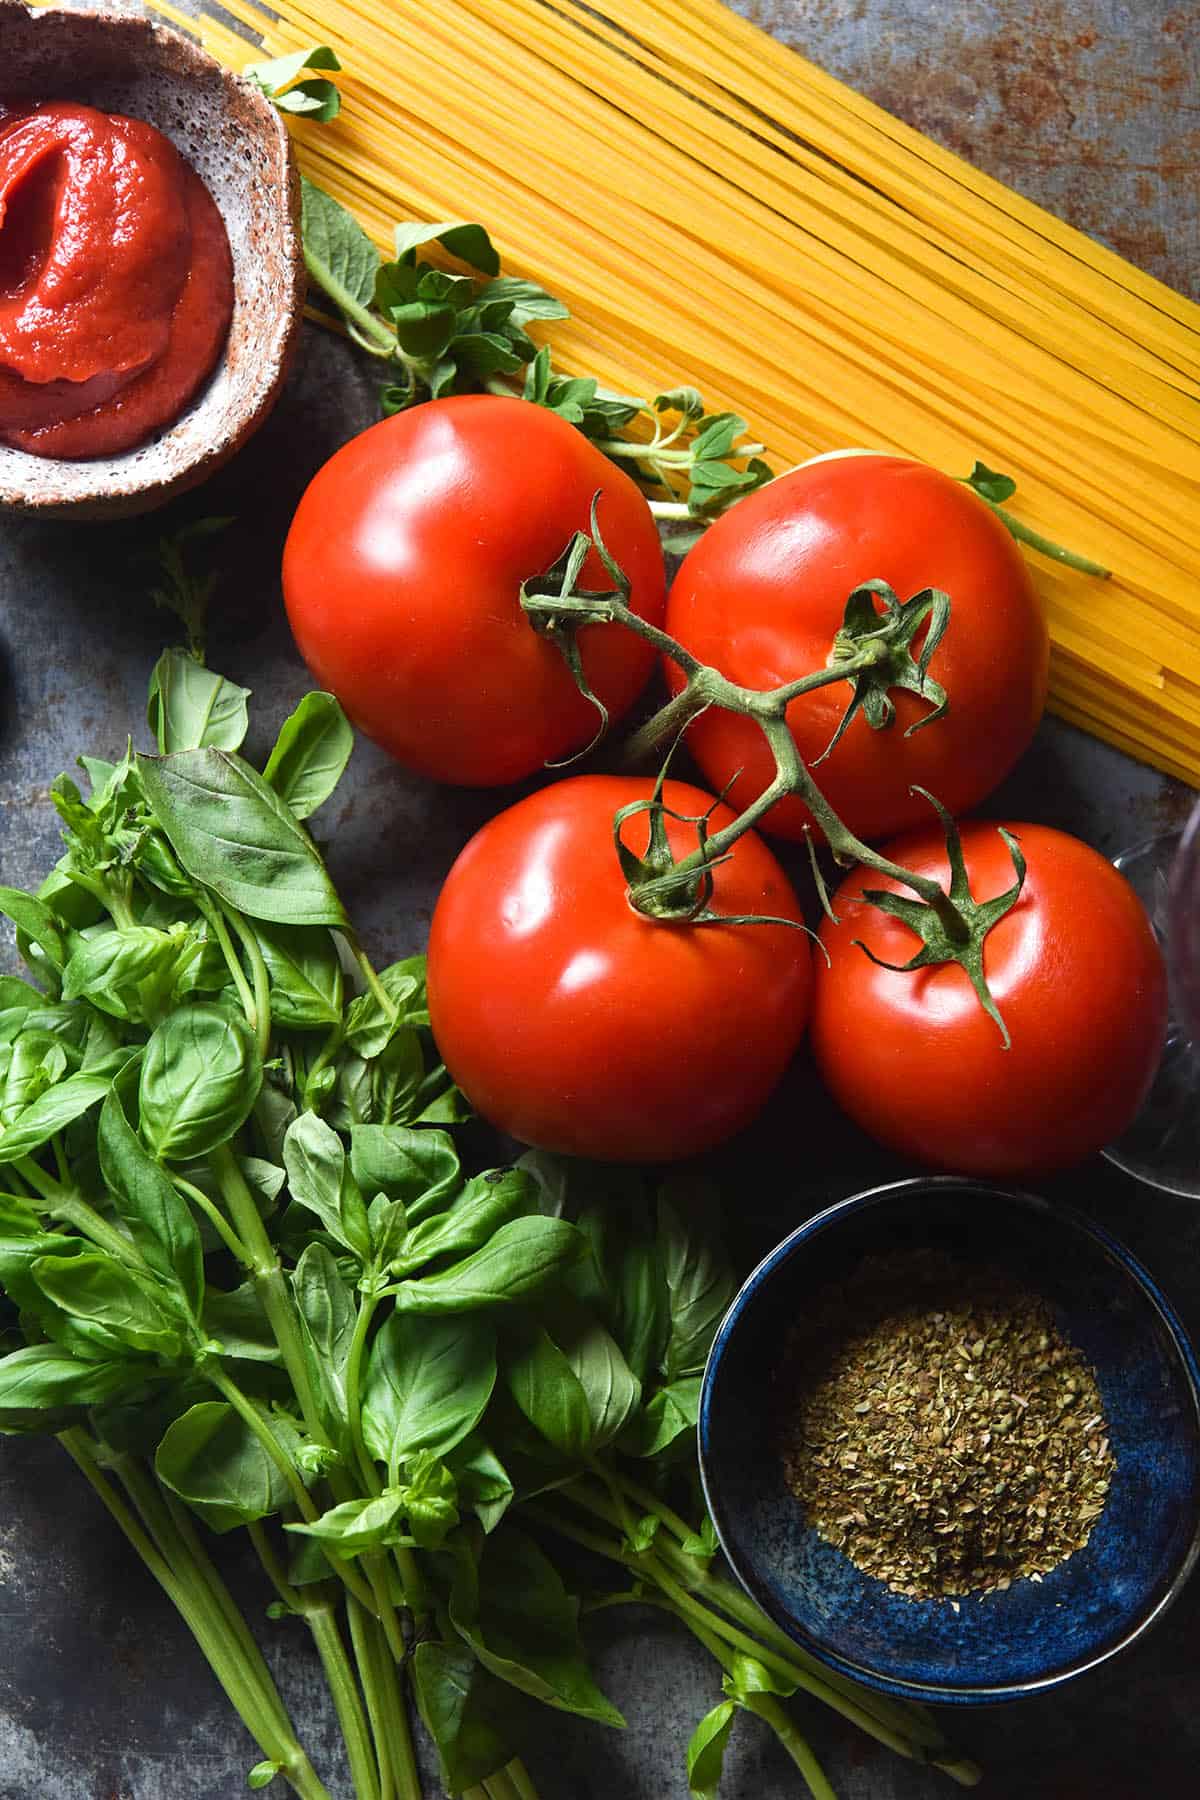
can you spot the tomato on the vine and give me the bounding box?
[282,395,666,786]
[665,455,1049,842]
[810,820,1167,1176]
[426,775,812,1160]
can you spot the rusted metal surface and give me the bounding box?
[733,0,1200,301]
[1,5,1198,1799]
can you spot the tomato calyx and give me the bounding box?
[521,496,955,773]
[818,579,950,763]
[521,497,1024,1037]
[851,789,1028,1047]
[611,755,815,932]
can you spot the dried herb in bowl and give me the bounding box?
[777,1251,1116,1600]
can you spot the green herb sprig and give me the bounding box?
[297,171,771,526]
[0,530,979,1797]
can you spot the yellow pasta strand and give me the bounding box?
[146,0,1200,785]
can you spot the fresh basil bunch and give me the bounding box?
[0,546,975,1798]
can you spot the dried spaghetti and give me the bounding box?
[153,0,1200,782]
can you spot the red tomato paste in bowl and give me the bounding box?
[0,100,233,459]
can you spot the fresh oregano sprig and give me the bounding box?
[269,51,1111,571]
[294,165,772,521]
[962,462,1111,577]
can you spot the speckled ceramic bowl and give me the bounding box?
[0,1,305,519]
[699,1177,1200,1705]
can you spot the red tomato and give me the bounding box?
[665,455,1049,841]
[282,395,666,786]
[810,820,1167,1176]
[426,775,812,1160]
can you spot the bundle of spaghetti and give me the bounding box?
[158,0,1200,784]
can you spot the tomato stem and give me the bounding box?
[982,500,1111,578]
[521,496,1025,1030]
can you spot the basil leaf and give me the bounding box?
[136,749,349,929]
[287,1536,334,1589]
[608,1227,668,1390]
[139,1005,262,1163]
[78,755,118,799]
[81,1009,125,1071]
[515,1148,570,1219]
[370,1027,425,1125]
[681,1516,720,1569]
[202,1283,282,1364]
[301,175,379,312]
[449,1527,624,1727]
[0,977,44,1016]
[392,220,499,275]
[32,1252,186,1358]
[1,1033,70,1125]
[155,1401,294,1532]
[447,1434,514,1535]
[283,1114,371,1261]
[618,1376,702,1458]
[505,1327,593,1460]
[412,1641,517,1796]
[287,1490,407,1553]
[330,1051,374,1130]
[98,1087,203,1315]
[147,648,250,754]
[0,1231,84,1321]
[658,1183,737,1381]
[262,692,353,821]
[722,1652,796,1703]
[367,1194,408,1269]
[397,1448,459,1550]
[559,1314,641,1450]
[291,1242,356,1441]
[0,885,65,972]
[0,1069,115,1165]
[61,926,180,1022]
[349,1124,461,1218]
[410,1067,469,1127]
[343,967,420,1057]
[687,1699,736,1799]
[238,1155,287,1215]
[626,1513,660,1555]
[0,1344,135,1424]
[379,954,431,1028]
[255,1077,298,1165]
[0,1192,42,1237]
[393,1218,583,1316]
[396,1170,532,1276]
[361,1311,495,1466]
[252,922,343,1029]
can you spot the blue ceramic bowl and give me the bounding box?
[698,1178,1200,1705]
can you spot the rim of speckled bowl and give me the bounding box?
[698,1175,1200,1706]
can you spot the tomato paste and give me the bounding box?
[0,101,233,459]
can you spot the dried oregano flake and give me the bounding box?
[776,1251,1115,1600]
